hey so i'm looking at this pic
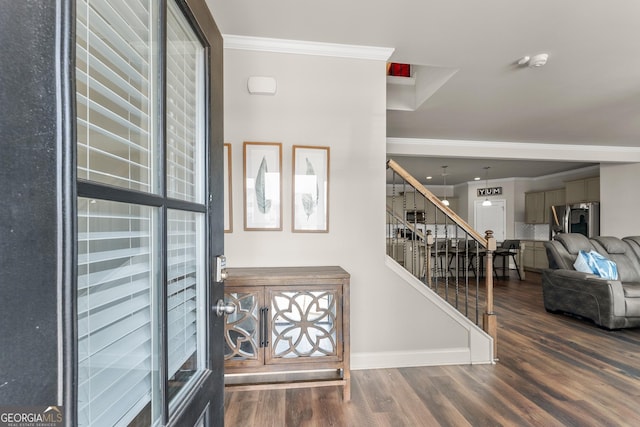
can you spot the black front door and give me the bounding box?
[0,1,224,424]
[74,0,224,425]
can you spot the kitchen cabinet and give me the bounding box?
[525,191,545,224]
[522,241,549,271]
[565,177,600,204]
[543,188,566,223]
[525,188,566,224]
[223,266,351,400]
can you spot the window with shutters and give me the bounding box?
[76,0,207,425]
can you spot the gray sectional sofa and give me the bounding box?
[542,233,640,329]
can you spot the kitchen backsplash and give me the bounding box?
[516,222,550,240]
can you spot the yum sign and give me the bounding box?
[477,187,502,197]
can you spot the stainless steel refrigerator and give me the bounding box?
[550,202,600,239]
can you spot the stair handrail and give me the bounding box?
[387,159,488,247]
[387,158,497,358]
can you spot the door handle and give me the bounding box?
[214,299,236,317]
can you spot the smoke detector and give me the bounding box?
[517,53,549,67]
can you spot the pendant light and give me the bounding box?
[482,166,492,207]
[441,165,450,206]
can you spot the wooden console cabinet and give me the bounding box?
[223,266,351,400]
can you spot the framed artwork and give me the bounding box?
[292,145,330,232]
[223,143,232,233]
[243,142,282,230]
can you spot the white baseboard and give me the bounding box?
[351,348,489,370]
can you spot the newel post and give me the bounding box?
[484,230,498,359]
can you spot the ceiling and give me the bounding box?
[388,156,596,186]
[207,0,640,182]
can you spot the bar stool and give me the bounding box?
[494,240,522,280]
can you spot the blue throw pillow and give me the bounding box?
[573,250,619,280]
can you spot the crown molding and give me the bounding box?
[223,34,394,61]
[387,137,640,163]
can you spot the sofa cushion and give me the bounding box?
[592,236,640,283]
[622,284,640,317]
[623,236,640,260]
[555,233,594,254]
[622,283,640,298]
[592,236,628,254]
[544,241,574,270]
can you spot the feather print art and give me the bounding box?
[255,156,272,214]
[301,157,318,220]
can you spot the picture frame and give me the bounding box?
[292,145,330,233]
[243,142,283,231]
[223,143,233,233]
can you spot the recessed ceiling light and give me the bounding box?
[529,53,549,67]
[474,177,481,181]
[518,53,549,68]
[426,176,432,180]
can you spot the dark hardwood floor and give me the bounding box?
[224,271,640,426]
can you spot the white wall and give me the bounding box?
[223,47,491,367]
[600,163,640,237]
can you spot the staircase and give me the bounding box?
[386,159,497,354]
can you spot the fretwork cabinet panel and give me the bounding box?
[223,286,264,368]
[223,286,342,366]
[223,266,350,400]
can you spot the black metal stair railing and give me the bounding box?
[386,160,497,344]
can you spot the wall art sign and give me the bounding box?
[477,187,502,197]
[243,142,282,231]
[292,145,330,232]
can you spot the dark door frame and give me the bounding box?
[0,0,224,425]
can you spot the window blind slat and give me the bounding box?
[80,355,151,426]
[77,94,149,139]
[167,277,195,297]
[81,27,148,87]
[77,1,149,70]
[77,70,149,124]
[77,117,149,154]
[78,300,150,351]
[167,288,196,312]
[77,261,150,292]
[77,246,150,266]
[77,230,149,241]
[91,0,149,54]
[77,277,149,316]
[78,292,150,338]
[78,322,150,374]
[76,44,148,107]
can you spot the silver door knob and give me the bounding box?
[214,299,236,317]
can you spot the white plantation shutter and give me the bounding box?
[167,210,204,381]
[77,199,157,427]
[76,0,160,425]
[76,0,156,193]
[76,0,206,424]
[165,0,206,403]
[166,0,205,203]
